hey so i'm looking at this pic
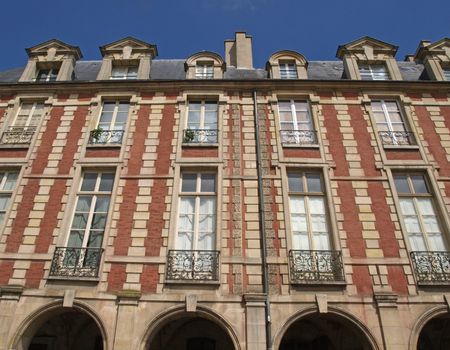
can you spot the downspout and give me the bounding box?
[253,90,272,350]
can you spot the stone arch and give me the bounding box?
[140,305,241,350]
[272,306,380,350]
[409,305,450,350]
[9,299,108,350]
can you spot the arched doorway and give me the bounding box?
[148,315,235,350]
[17,307,104,350]
[278,312,374,350]
[417,312,450,350]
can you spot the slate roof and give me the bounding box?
[0,60,428,83]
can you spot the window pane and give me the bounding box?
[182,174,197,192]
[71,213,88,229]
[81,173,98,191]
[0,196,10,211]
[309,197,325,214]
[411,175,428,194]
[95,196,110,212]
[288,173,303,192]
[201,174,215,192]
[91,213,107,230]
[102,103,115,112]
[306,174,322,192]
[289,197,305,214]
[99,173,114,192]
[4,172,18,190]
[76,196,92,211]
[292,231,309,250]
[399,199,415,215]
[312,231,330,250]
[394,175,410,194]
[68,230,84,247]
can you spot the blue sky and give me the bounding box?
[0,0,449,70]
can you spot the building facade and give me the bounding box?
[0,32,450,350]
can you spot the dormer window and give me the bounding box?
[359,64,390,80]
[110,65,138,80]
[195,62,214,79]
[35,68,59,82]
[279,61,298,79]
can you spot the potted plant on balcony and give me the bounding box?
[90,127,104,143]
[183,128,195,143]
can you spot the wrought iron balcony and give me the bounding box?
[378,131,415,146]
[289,250,345,284]
[88,129,124,145]
[0,126,36,144]
[49,247,103,279]
[280,130,317,146]
[167,250,220,281]
[410,251,450,284]
[183,129,218,144]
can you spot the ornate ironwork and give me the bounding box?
[289,250,345,283]
[183,129,218,144]
[0,126,36,144]
[280,130,317,145]
[49,247,103,278]
[410,251,450,284]
[88,129,124,145]
[378,131,415,146]
[167,250,220,281]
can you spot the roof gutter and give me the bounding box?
[253,90,272,350]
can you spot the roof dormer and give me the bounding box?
[266,50,308,79]
[336,36,402,80]
[96,37,158,80]
[185,52,225,79]
[19,39,82,82]
[414,38,450,81]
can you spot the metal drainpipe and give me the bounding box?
[253,90,272,350]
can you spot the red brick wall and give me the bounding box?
[107,263,127,292]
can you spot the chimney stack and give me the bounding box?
[225,32,253,69]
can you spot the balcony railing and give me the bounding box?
[378,131,415,146]
[289,250,345,284]
[88,129,124,145]
[167,250,220,281]
[183,129,218,144]
[49,247,103,278]
[410,251,450,284]
[0,126,36,144]
[280,130,317,146]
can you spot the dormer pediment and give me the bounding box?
[100,37,158,59]
[267,50,308,68]
[415,38,450,62]
[337,36,398,60]
[25,39,82,60]
[185,51,225,79]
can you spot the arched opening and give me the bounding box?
[148,315,235,350]
[18,307,104,350]
[279,312,373,350]
[417,312,450,350]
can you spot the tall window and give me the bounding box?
[91,101,129,144]
[176,172,216,250]
[67,171,114,250]
[110,65,138,80]
[0,171,18,225]
[184,101,218,143]
[279,61,298,79]
[288,172,330,250]
[278,100,316,145]
[371,100,413,146]
[195,63,214,79]
[35,68,59,82]
[1,102,44,144]
[359,64,390,80]
[394,173,446,251]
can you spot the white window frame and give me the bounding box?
[195,63,214,79]
[394,173,447,252]
[279,61,298,79]
[0,171,18,225]
[278,100,316,145]
[11,102,45,129]
[371,100,412,146]
[35,68,59,82]
[97,101,129,130]
[176,172,217,251]
[287,171,331,250]
[359,63,390,80]
[65,171,114,249]
[110,65,138,80]
[185,101,218,144]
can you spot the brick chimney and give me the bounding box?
[225,32,253,69]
